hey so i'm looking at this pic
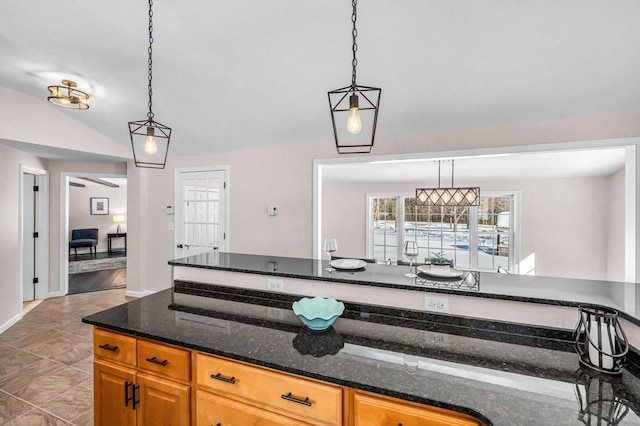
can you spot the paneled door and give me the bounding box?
[175,169,227,259]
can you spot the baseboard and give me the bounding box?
[47,291,64,298]
[0,312,23,335]
[125,289,156,298]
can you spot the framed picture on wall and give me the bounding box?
[91,197,109,215]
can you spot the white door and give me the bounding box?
[175,169,227,258]
[22,173,36,301]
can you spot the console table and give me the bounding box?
[107,232,126,254]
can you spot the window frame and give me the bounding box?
[367,191,520,272]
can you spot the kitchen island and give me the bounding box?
[84,265,640,425]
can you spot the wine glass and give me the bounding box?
[323,238,338,272]
[403,241,419,278]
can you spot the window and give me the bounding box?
[369,193,516,271]
[371,197,399,262]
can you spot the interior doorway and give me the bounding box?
[60,172,127,295]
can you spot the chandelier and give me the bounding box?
[47,80,90,110]
[128,0,172,169]
[327,0,381,154]
[416,160,480,206]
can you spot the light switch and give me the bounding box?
[165,205,174,215]
[167,222,175,231]
[267,205,277,216]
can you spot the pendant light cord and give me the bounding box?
[147,0,154,120]
[351,0,358,89]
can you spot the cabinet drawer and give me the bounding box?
[354,392,483,426]
[137,339,191,382]
[196,353,342,426]
[93,328,136,367]
[196,390,311,426]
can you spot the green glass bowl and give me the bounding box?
[292,297,345,330]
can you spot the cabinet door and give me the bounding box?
[136,372,190,426]
[196,390,310,426]
[94,360,137,426]
[354,392,483,426]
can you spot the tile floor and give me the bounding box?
[0,289,129,425]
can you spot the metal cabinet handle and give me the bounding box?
[98,343,118,352]
[145,356,168,366]
[210,373,236,384]
[281,392,312,406]
[132,384,140,409]
[124,381,133,407]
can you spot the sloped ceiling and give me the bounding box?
[0,0,639,158]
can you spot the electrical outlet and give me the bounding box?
[267,307,284,321]
[424,331,450,345]
[424,297,449,313]
[266,278,284,291]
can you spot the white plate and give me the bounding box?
[330,258,367,270]
[417,265,465,278]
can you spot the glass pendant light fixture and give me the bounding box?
[328,0,381,154]
[47,79,90,110]
[128,0,172,169]
[416,160,480,206]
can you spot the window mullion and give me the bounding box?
[469,206,479,270]
[397,196,405,262]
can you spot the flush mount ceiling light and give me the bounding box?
[47,79,90,110]
[416,160,480,206]
[327,0,381,155]
[128,0,172,169]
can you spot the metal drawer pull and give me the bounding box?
[145,356,168,366]
[98,343,118,352]
[281,392,312,406]
[132,384,140,409]
[124,381,133,407]
[210,373,236,384]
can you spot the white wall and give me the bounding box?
[1,98,638,300]
[0,145,47,332]
[68,184,127,252]
[322,175,618,281]
[131,113,639,294]
[606,168,626,282]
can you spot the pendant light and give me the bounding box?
[128,0,172,169]
[328,0,381,154]
[47,79,90,110]
[416,160,480,206]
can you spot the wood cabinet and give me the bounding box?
[92,328,484,426]
[94,360,136,426]
[353,392,483,426]
[93,329,191,426]
[195,353,342,426]
[196,390,313,426]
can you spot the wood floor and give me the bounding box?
[0,289,129,425]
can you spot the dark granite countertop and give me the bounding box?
[169,252,640,324]
[83,285,640,426]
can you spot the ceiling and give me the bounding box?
[1,1,639,158]
[322,147,627,184]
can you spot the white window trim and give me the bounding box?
[366,191,520,272]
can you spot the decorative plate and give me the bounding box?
[330,259,367,270]
[417,265,465,278]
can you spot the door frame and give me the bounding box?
[58,171,127,296]
[19,165,49,304]
[174,165,230,256]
